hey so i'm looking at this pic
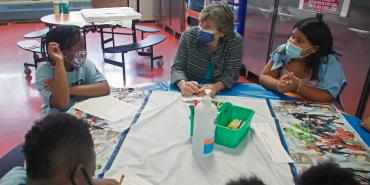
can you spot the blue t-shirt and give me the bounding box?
[0,167,27,185]
[269,44,347,98]
[35,59,106,117]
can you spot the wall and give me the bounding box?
[129,0,158,21]
[91,0,128,8]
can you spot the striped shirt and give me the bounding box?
[171,26,243,89]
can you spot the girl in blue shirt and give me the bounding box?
[259,17,346,103]
[36,26,110,116]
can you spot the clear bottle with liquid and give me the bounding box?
[61,0,69,15]
[53,0,61,15]
[192,89,217,157]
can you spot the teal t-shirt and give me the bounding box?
[202,55,214,84]
[0,166,27,185]
[35,59,106,117]
[203,63,214,83]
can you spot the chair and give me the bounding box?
[104,34,166,85]
[18,28,49,75]
[17,40,45,75]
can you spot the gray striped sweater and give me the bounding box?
[171,26,243,89]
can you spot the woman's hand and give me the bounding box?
[48,42,64,65]
[197,84,218,98]
[179,81,201,97]
[197,82,225,98]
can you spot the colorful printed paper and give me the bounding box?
[271,101,370,184]
[68,88,150,175]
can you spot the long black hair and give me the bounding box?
[41,25,81,63]
[293,17,339,80]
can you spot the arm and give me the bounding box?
[212,81,225,92]
[48,43,70,110]
[69,80,110,97]
[171,30,201,96]
[277,73,334,102]
[296,83,333,102]
[70,59,110,97]
[259,59,281,91]
[260,60,333,102]
[44,61,110,100]
[216,37,243,89]
[197,81,225,98]
[171,32,189,85]
[287,73,333,102]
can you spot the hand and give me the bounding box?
[179,81,201,97]
[277,72,300,93]
[44,78,54,92]
[279,72,293,82]
[48,42,64,65]
[197,84,218,98]
[92,178,119,185]
[276,80,293,93]
[287,72,302,86]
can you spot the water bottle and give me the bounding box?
[192,89,217,157]
[61,0,69,15]
[53,0,61,15]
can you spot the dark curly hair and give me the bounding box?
[41,25,81,63]
[295,162,360,185]
[23,113,94,180]
[226,176,266,185]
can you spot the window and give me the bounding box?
[0,0,92,21]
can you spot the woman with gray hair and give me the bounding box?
[171,2,243,97]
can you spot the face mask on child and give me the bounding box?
[198,27,215,44]
[285,43,313,59]
[65,50,87,68]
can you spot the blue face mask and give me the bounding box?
[285,43,313,59]
[198,27,215,44]
[285,43,302,59]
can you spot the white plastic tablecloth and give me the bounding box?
[105,91,295,185]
